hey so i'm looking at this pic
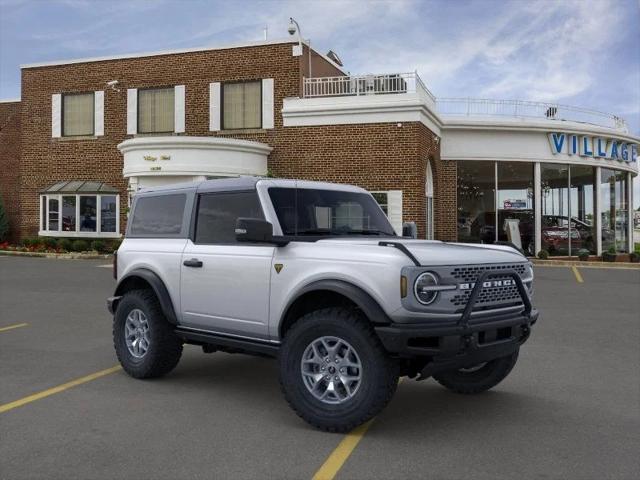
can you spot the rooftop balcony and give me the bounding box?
[302,73,628,133]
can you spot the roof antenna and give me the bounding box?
[263,25,268,41]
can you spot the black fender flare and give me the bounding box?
[112,268,178,325]
[281,279,392,330]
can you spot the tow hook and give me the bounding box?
[461,334,473,352]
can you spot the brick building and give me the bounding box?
[0,38,638,254]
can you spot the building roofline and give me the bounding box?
[0,98,20,103]
[19,37,346,73]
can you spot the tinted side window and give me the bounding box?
[195,191,264,244]
[130,194,186,236]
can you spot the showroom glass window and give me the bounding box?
[457,161,496,244]
[497,162,535,255]
[62,92,94,136]
[222,81,261,129]
[601,168,628,253]
[541,164,571,256]
[569,165,597,254]
[40,194,120,237]
[138,87,174,133]
[195,192,264,244]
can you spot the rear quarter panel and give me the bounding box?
[117,238,188,322]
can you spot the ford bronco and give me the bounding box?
[108,177,537,432]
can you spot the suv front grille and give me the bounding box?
[448,263,530,311]
[451,284,522,307]
[451,264,527,283]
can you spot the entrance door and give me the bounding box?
[180,191,274,340]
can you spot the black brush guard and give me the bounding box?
[374,270,537,380]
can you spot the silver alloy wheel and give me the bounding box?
[300,336,363,405]
[125,308,151,358]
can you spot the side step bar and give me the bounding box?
[174,327,279,358]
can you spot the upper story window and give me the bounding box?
[138,87,175,134]
[222,81,261,130]
[52,91,103,139]
[62,92,94,136]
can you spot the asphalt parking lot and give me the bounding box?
[1,256,639,480]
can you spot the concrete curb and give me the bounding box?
[0,250,113,260]
[531,259,640,269]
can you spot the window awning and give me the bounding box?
[41,181,119,194]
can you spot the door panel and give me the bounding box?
[180,240,274,339]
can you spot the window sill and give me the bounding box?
[39,231,122,239]
[133,132,180,137]
[216,128,266,135]
[55,135,98,141]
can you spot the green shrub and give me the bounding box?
[71,239,89,252]
[630,252,640,263]
[22,237,36,247]
[59,238,73,252]
[537,249,549,260]
[0,195,9,242]
[577,249,590,261]
[109,238,123,252]
[91,240,106,252]
[602,246,617,262]
[42,237,58,249]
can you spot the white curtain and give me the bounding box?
[223,82,261,129]
[138,88,175,133]
[63,93,94,136]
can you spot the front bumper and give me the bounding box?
[376,308,536,358]
[375,269,538,378]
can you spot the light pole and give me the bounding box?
[288,17,312,79]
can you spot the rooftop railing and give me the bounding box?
[303,72,436,102]
[301,73,628,132]
[436,98,628,132]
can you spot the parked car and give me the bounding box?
[108,177,537,432]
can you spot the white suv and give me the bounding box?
[108,177,537,432]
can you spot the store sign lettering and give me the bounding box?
[548,133,637,163]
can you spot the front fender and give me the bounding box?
[281,279,392,327]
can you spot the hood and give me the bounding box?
[315,238,527,266]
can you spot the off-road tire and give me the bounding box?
[113,289,183,379]
[279,307,399,433]
[433,349,519,394]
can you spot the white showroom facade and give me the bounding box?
[441,113,638,256]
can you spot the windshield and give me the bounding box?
[268,187,397,237]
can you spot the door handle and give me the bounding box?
[183,258,203,268]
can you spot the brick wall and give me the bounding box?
[0,101,21,242]
[18,42,303,239]
[14,41,447,241]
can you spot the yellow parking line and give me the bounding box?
[0,365,121,414]
[0,323,28,333]
[571,266,584,283]
[312,419,375,480]
[312,378,404,480]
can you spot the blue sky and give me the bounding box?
[1,0,638,204]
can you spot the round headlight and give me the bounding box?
[414,272,439,305]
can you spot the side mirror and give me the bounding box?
[235,218,288,246]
